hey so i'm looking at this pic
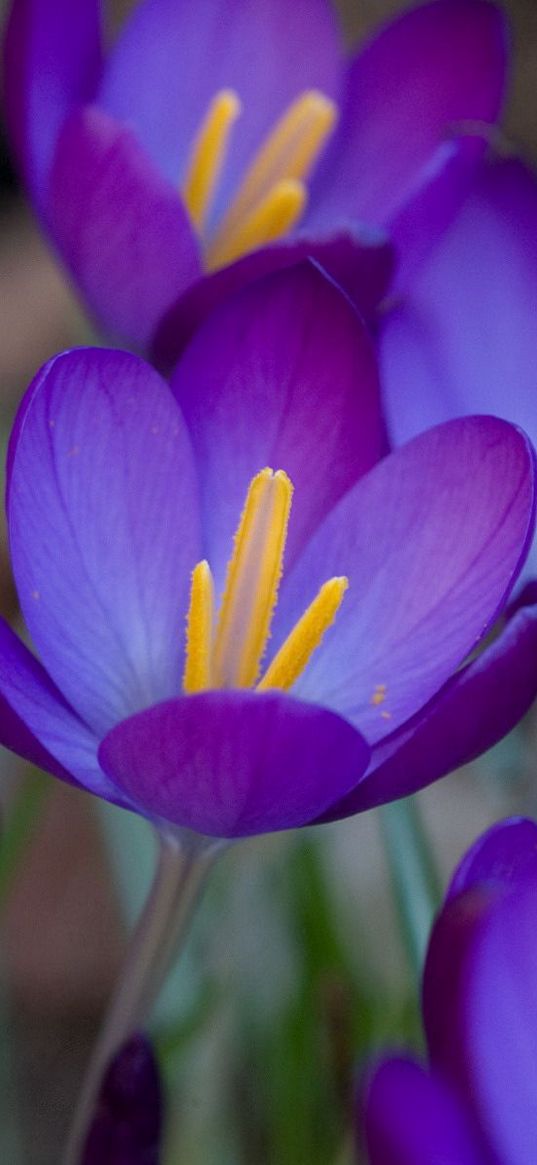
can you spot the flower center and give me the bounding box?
[183,468,348,694]
[181,89,338,271]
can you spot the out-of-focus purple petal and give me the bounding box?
[172,263,386,590]
[306,0,506,232]
[99,691,370,839]
[448,817,537,901]
[3,0,102,209]
[274,418,534,742]
[363,1057,486,1165]
[82,1033,162,1165]
[8,348,201,738]
[453,882,537,1162]
[152,229,394,371]
[98,0,342,206]
[0,617,126,803]
[381,159,537,573]
[48,106,201,348]
[325,592,537,817]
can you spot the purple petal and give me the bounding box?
[3,0,102,208]
[82,1033,162,1165]
[381,158,537,576]
[8,348,201,738]
[326,591,537,816]
[448,816,537,902]
[48,106,201,348]
[363,1057,485,1165]
[273,417,535,742]
[98,0,342,206]
[306,0,506,235]
[453,882,537,1163]
[98,691,370,839]
[172,262,386,589]
[0,617,126,804]
[152,229,394,371]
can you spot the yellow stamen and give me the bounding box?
[182,89,242,230]
[257,577,348,692]
[183,560,215,693]
[206,178,306,271]
[215,90,336,239]
[213,468,293,689]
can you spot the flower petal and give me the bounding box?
[363,1058,485,1165]
[448,816,537,901]
[152,228,394,371]
[274,417,535,742]
[98,0,342,204]
[98,691,370,839]
[0,617,123,803]
[48,106,201,348]
[307,0,506,233]
[8,348,201,737]
[325,591,537,816]
[171,262,386,589]
[4,0,102,208]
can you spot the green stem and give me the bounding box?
[378,795,442,981]
[62,828,219,1165]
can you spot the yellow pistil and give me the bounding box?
[257,577,348,692]
[206,178,306,271]
[182,89,242,230]
[183,560,215,693]
[213,469,293,688]
[182,468,348,698]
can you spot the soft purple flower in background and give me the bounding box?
[0,264,535,838]
[4,0,507,366]
[381,154,537,572]
[362,815,537,1164]
[82,1033,162,1165]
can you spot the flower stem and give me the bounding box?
[378,795,442,981]
[62,828,219,1165]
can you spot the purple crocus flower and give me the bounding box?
[362,815,537,1164]
[0,264,536,837]
[381,153,537,575]
[4,0,507,367]
[82,1033,162,1165]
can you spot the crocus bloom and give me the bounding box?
[82,1033,162,1165]
[1,265,536,837]
[381,153,537,574]
[4,0,507,366]
[362,815,537,1163]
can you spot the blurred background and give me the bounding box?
[0,1,536,1161]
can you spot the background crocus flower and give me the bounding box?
[0,264,535,838]
[81,1033,162,1165]
[4,0,507,366]
[362,815,537,1164]
[381,154,537,570]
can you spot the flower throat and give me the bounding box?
[181,90,338,270]
[183,469,348,694]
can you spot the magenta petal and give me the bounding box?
[152,229,394,371]
[98,0,342,200]
[328,593,537,816]
[4,0,102,208]
[172,262,386,588]
[8,348,201,738]
[98,691,370,839]
[307,0,506,231]
[448,816,537,901]
[275,417,535,742]
[48,106,201,347]
[363,1058,485,1165]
